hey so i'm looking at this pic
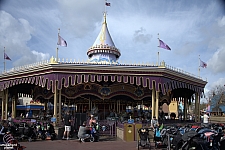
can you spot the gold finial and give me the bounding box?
[103,12,107,24]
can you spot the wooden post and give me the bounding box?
[53,82,58,125]
[5,89,8,120]
[58,89,62,125]
[155,91,159,119]
[151,84,156,119]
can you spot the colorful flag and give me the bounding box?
[200,59,207,68]
[158,39,171,50]
[4,53,11,61]
[105,2,111,6]
[57,35,67,47]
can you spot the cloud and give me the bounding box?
[211,77,225,87]
[206,16,225,74]
[57,0,104,38]
[14,51,50,67]
[133,27,152,44]
[208,47,225,73]
[0,10,50,68]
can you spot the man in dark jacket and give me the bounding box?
[62,111,72,140]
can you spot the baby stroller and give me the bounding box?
[154,127,163,149]
[18,122,36,142]
[46,122,56,140]
[137,128,151,150]
[89,122,99,142]
[1,133,26,150]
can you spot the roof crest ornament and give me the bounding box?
[87,1,121,64]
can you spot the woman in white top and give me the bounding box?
[203,113,209,123]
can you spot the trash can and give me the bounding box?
[57,127,64,140]
[124,123,134,141]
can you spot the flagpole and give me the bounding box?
[4,47,6,72]
[56,28,60,62]
[198,55,200,77]
[105,0,106,13]
[157,33,160,66]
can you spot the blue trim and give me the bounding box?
[16,105,44,110]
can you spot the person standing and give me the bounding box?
[62,111,72,140]
[151,116,159,128]
[203,112,210,124]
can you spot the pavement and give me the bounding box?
[19,136,161,150]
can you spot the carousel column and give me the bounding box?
[197,94,200,122]
[43,101,47,110]
[13,92,18,118]
[54,82,58,126]
[13,96,16,118]
[155,91,159,119]
[1,91,5,120]
[58,89,62,126]
[151,86,156,119]
[184,97,188,120]
[11,96,15,118]
[195,93,200,122]
[5,89,9,120]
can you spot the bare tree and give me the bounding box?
[207,85,225,101]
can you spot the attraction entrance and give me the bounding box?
[0,61,206,125]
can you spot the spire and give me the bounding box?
[93,12,115,47]
[87,9,120,63]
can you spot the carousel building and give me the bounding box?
[0,12,207,126]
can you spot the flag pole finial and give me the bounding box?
[58,28,60,35]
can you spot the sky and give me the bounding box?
[0,0,225,101]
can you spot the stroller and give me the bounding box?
[45,122,56,140]
[1,133,26,150]
[137,128,151,150]
[89,122,99,142]
[17,122,36,142]
[153,127,165,149]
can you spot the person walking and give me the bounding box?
[62,111,72,140]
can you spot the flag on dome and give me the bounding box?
[57,35,67,47]
[4,53,11,61]
[105,2,111,6]
[200,59,207,68]
[158,39,171,50]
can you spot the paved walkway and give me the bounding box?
[19,137,160,150]
[20,140,138,150]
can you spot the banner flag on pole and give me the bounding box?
[200,59,207,68]
[57,35,67,47]
[158,39,171,50]
[4,53,11,61]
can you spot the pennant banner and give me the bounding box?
[200,59,207,68]
[57,35,67,47]
[4,53,11,61]
[158,39,171,50]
